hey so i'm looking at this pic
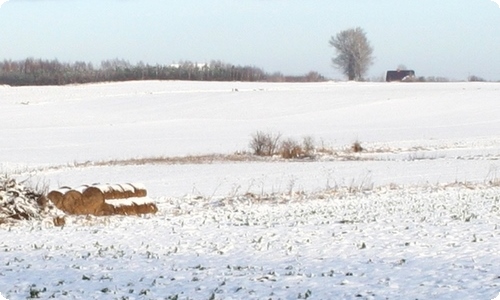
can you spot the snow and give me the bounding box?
[1,80,500,299]
[74,185,88,194]
[55,187,71,194]
[105,197,155,207]
[118,183,136,193]
[0,177,64,222]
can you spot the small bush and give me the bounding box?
[279,138,303,159]
[250,132,319,159]
[249,131,282,156]
[302,136,315,156]
[351,141,363,153]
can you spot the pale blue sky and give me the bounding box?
[0,0,499,80]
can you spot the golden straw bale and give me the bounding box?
[136,203,158,214]
[91,183,114,200]
[118,183,136,198]
[111,203,158,215]
[62,190,84,214]
[92,184,111,194]
[47,190,66,210]
[112,204,137,215]
[94,203,115,216]
[81,187,106,215]
[72,185,95,214]
[101,185,116,200]
[130,183,147,197]
[82,186,104,200]
[91,183,148,199]
[102,184,125,200]
[47,183,153,216]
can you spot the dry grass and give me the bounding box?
[53,216,65,226]
[279,138,303,159]
[74,153,260,168]
[11,136,481,180]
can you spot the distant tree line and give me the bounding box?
[0,58,326,86]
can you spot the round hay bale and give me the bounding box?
[120,203,141,216]
[113,204,137,215]
[81,187,106,215]
[130,183,147,198]
[94,203,115,216]
[90,183,114,200]
[92,184,111,193]
[62,190,83,214]
[111,203,158,215]
[47,189,66,209]
[102,184,125,200]
[119,183,137,198]
[136,203,158,214]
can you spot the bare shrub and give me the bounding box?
[279,138,303,159]
[249,131,282,156]
[351,141,363,153]
[302,136,315,157]
[0,175,61,222]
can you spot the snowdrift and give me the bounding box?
[47,183,157,216]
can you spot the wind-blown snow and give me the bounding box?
[1,81,500,299]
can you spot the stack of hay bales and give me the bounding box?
[47,183,157,216]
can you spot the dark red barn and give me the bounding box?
[386,70,415,82]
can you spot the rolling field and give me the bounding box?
[1,81,500,299]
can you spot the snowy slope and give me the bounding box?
[1,81,499,167]
[1,81,500,299]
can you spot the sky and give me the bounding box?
[0,0,499,80]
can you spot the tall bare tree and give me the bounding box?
[329,27,374,81]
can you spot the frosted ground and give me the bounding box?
[1,81,500,299]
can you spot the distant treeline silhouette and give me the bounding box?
[0,58,325,86]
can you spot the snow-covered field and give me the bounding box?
[1,81,500,299]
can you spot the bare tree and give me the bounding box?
[329,27,374,81]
